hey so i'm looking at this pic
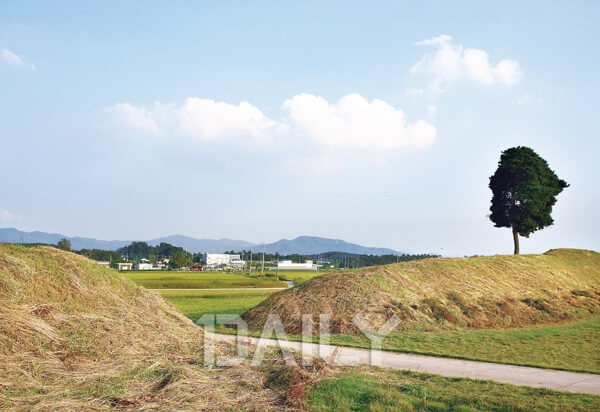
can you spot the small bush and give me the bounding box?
[521,298,554,314]
[422,298,454,322]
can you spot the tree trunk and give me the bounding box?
[512,226,520,255]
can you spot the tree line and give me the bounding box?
[77,241,202,269]
[225,250,439,269]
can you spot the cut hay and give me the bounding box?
[244,249,600,334]
[0,245,292,411]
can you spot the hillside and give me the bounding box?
[244,249,600,334]
[0,245,287,410]
[0,227,131,250]
[250,235,401,255]
[147,234,255,253]
[0,228,402,255]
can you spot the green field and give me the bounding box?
[266,270,325,285]
[121,271,288,289]
[306,370,600,411]
[158,289,278,321]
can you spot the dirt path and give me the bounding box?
[207,332,600,395]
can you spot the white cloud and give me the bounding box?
[105,93,436,152]
[105,103,161,135]
[176,97,285,140]
[283,93,436,150]
[0,208,20,221]
[416,34,453,46]
[1,49,36,71]
[104,98,285,141]
[411,35,521,95]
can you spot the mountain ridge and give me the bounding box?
[249,235,401,256]
[0,228,402,255]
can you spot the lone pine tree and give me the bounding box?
[489,147,568,254]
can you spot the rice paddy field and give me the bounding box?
[120,270,318,323]
[121,270,288,289]
[265,270,326,285]
[158,289,278,321]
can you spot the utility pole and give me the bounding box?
[261,244,265,277]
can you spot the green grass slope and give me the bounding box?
[244,249,600,333]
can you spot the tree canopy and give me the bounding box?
[489,146,568,254]
[169,251,193,269]
[56,238,71,251]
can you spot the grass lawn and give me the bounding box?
[306,370,600,411]
[264,270,326,285]
[121,271,288,289]
[324,315,600,373]
[220,316,600,373]
[158,289,278,321]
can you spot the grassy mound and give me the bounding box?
[244,249,600,333]
[0,245,285,410]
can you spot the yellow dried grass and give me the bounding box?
[244,249,600,333]
[0,245,293,411]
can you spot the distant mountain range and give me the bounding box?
[249,235,400,256]
[0,228,402,256]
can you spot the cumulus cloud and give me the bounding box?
[104,103,161,135]
[176,98,285,140]
[104,98,285,141]
[0,208,20,221]
[1,49,36,71]
[283,93,436,150]
[411,35,521,95]
[105,93,436,152]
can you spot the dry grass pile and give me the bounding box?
[0,245,293,411]
[244,249,600,333]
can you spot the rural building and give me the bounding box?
[276,259,317,271]
[204,253,246,269]
[137,258,153,270]
[96,261,110,267]
[117,262,133,271]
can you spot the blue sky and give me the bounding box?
[1,1,599,255]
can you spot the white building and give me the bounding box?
[117,262,133,271]
[204,253,246,269]
[137,258,154,270]
[276,259,317,271]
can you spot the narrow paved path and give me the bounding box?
[207,332,600,395]
[149,287,287,291]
